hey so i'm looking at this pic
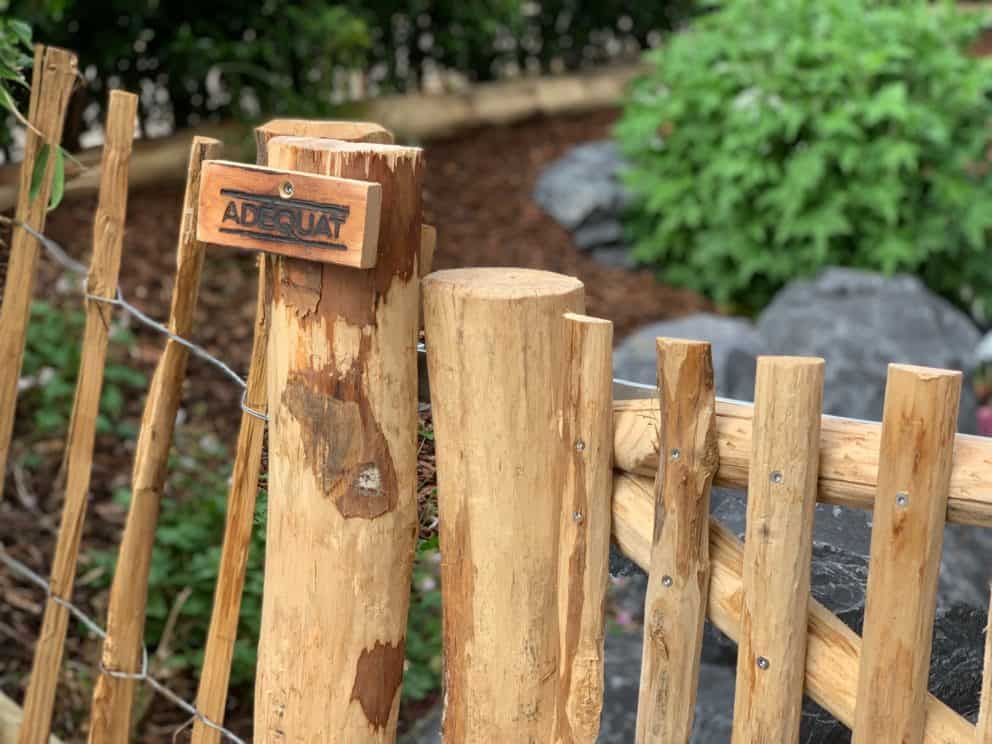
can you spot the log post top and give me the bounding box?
[423,267,584,301]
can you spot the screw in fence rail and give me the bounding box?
[16,89,139,744]
[0,45,78,505]
[87,136,223,744]
[190,118,397,744]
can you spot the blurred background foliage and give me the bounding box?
[0,0,696,152]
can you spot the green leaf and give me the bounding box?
[28,143,50,203]
[48,146,65,212]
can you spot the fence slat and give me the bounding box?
[980,596,992,744]
[731,356,824,743]
[254,137,423,742]
[88,137,222,744]
[853,364,962,744]
[423,268,585,742]
[634,339,717,744]
[611,473,977,743]
[18,90,137,744]
[189,118,397,744]
[0,45,78,503]
[554,312,613,744]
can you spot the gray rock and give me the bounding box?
[757,268,980,432]
[574,220,624,250]
[977,330,992,365]
[613,313,769,401]
[589,246,636,270]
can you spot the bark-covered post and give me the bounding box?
[254,136,424,741]
[423,268,589,742]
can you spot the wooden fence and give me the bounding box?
[2,44,992,744]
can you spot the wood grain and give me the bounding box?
[254,120,393,161]
[197,159,382,267]
[18,90,137,744]
[853,365,962,744]
[423,268,584,743]
[0,45,78,502]
[613,396,992,527]
[634,339,717,744]
[611,472,977,744]
[732,357,824,743]
[254,136,423,742]
[554,312,612,744]
[87,136,222,744]
[979,596,992,744]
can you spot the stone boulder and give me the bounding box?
[613,313,768,401]
[756,268,980,432]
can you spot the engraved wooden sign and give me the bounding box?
[197,160,382,268]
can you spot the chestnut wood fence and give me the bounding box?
[2,45,992,744]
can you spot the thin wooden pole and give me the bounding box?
[731,356,823,742]
[423,267,585,743]
[634,339,717,744]
[611,473,977,743]
[255,136,423,742]
[17,90,137,744]
[979,593,992,743]
[190,119,397,744]
[554,312,612,744]
[613,396,992,528]
[0,45,78,502]
[853,364,962,744]
[87,136,222,744]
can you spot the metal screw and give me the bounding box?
[670,448,681,460]
[896,492,909,508]
[661,575,673,587]
[756,656,770,670]
[573,511,584,523]
[280,181,295,198]
[770,471,784,484]
[574,439,585,452]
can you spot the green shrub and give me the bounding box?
[616,0,992,316]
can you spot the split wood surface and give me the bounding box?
[255,136,423,742]
[87,136,222,744]
[424,268,587,742]
[979,598,992,743]
[190,119,396,744]
[853,365,962,744]
[0,45,78,503]
[732,357,824,743]
[613,397,992,527]
[18,90,138,744]
[634,339,717,744]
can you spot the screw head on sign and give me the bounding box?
[670,448,681,460]
[896,492,909,508]
[574,439,585,452]
[770,470,784,485]
[661,575,673,587]
[573,511,584,523]
[756,656,770,670]
[280,181,295,198]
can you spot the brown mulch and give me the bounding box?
[0,108,708,742]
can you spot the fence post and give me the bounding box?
[18,89,138,744]
[255,136,423,742]
[423,268,586,742]
[0,45,77,502]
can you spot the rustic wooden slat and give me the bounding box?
[553,312,613,744]
[731,356,824,743]
[979,595,992,744]
[853,365,962,744]
[423,268,585,742]
[611,472,977,743]
[254,137,423,741]
[87,136,222,744]
[0,46,78,502]
[634,339,717,744]
[613,396,992,528]
[17,90,137,744]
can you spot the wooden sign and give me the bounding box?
[197,160,382,268]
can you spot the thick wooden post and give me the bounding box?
[191,120,397,744]
[255,136,423,742]
[88,137,222,744]
[423,268,585,742]
[980,595,992,743]
[0,45,78,502]
[18,90,138,744]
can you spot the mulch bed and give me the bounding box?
[0,108,708,742]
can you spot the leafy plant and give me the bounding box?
[20,300,145,440]
[616,0,992,316]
